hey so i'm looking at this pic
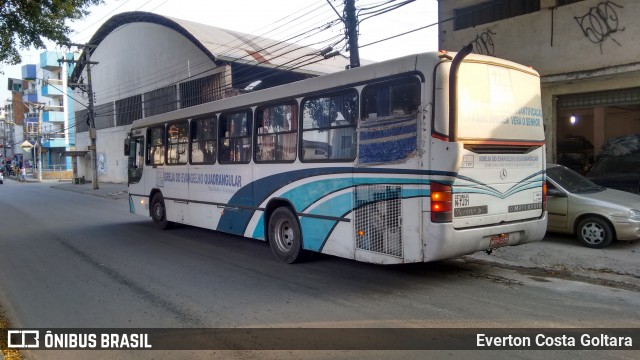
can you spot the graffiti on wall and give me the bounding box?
[574,1,624,53]
[471,29,496,56]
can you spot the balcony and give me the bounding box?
[40,51,62,71]
[23,90,38,103]
[43,109,65,122]
[42,79,65,97]
[21,64,37,80]
[42,138,67,148]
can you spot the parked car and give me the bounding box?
[546,163,640,248]
[587,154,640,195]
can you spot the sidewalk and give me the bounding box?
[50,180,130,200]
[465,236,640,291]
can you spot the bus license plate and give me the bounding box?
[490,233,509,248]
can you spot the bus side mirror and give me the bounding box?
[124,136,130,156]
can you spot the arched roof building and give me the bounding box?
[70,11,352,182]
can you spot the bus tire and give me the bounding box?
[577,216,613,249]
[268,207,304,263]
[151,193,170,230]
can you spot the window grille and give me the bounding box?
[145,85,177,117]
[116,95,142,126]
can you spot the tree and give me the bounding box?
[0,0,103,65]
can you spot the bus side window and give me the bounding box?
[363,80,420,121]
[147,126,165,166]
[219,110,252,163]
[360,78,420,164]
[301,90,358,161]
[190,116,217,164]
[255,102,297,162]
[167,120,189,165]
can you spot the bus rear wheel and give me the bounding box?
[268,207,304,263]
[151,194,170,230]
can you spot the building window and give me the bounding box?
[147,125,165,166]
[255,102,298,162]
[301,90,358,161]
[75,109,89,133]
[116,95,143,126]
[94,103,114,130]
[454,0,540,31]
[219,110,252,163]
[145,85,177,117]
[43,122,65,139]
[191,116,217,164]
[166,120,189,165]
[180,74,224,108]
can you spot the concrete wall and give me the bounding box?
[438,0,640,161]
[438,0,638,76]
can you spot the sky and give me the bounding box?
[0,0,439,104]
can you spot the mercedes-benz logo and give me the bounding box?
[500,169,508,180]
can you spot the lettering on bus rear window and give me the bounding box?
[255,102,297,163]
[301,90,358,162]
[190,116,217,164]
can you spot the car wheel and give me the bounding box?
[576,216,613,249]
[151,194,170,230]
[268,207,304,263]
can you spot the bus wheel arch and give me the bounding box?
[150,190,171,230]
[265,200,305,263]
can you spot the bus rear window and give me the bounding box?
[457,63,544,142]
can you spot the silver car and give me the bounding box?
[546,163,640,248]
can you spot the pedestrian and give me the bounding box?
[20,167,27,182]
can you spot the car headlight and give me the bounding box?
[628,209,640,220]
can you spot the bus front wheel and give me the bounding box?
[268,207,304,263]
[151,194,170,230]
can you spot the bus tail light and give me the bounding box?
[542,182,547,211]
[431,182,452,223]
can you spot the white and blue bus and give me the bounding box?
[126,47,547,264]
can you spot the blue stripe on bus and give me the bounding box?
[218,167,444,235]
[223,167,542,245]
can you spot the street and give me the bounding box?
[0,181,639,359]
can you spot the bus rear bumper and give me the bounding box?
[423,212,548,262]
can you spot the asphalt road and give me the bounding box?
[0,181,638,359]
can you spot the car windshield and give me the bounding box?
[547,165,604,193]
[589,155,640,175]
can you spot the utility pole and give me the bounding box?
[36,104,43,182]
[344,0,360,68]
[61,43,99,190]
